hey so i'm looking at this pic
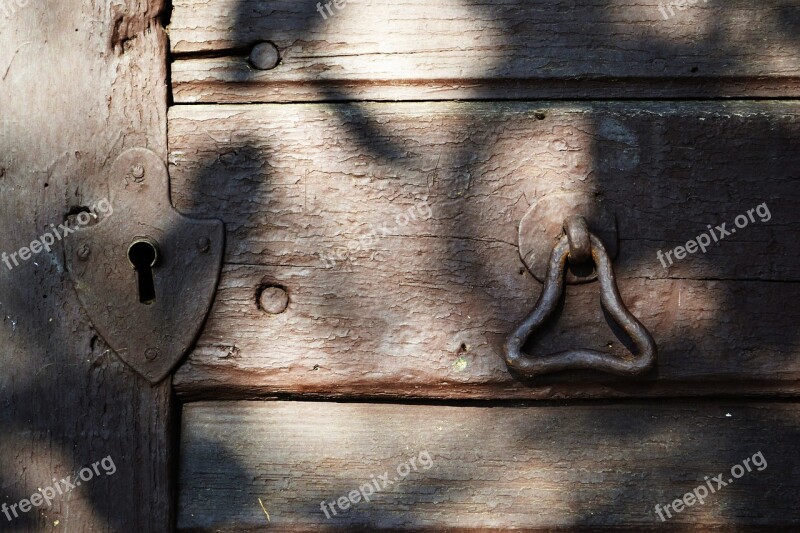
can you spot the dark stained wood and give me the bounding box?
[168,102,800,400]
[168,4,800,533]
[0,0,173,530]
[175,266,800,401]
[178,401,800,531]
[168,102,800,281]
[168,0,800,103]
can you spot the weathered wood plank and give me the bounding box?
[168,101,800,400]
[0,0,172,530]
[174,266,800,400]
[168,0,800,102]
[168,102,800,280]
[178,401,800,531]
[172,62,800,104]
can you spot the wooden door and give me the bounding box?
[3,0,800,531]
[1,1,172,531]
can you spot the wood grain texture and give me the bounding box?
[0,0,172,530]
[168,0,800,102]
[168,101,800,400]
[175,265,800,400]
[178,401,800,531]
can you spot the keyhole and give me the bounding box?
[127,238,159,305]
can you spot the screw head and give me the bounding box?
[197,237,211,253]
[145,347,161,360]
[249,42,280,71]
[258,286,289,314]
[77,244,91,260]
[131,164,145,182]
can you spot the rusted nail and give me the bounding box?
[145,347,160,360]
[77,244,91,261]
[196,237,211,253]
[258,285,289,314]
[131,165,145,182]
[249,42,280,71]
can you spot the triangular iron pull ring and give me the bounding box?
[505,233,657,377]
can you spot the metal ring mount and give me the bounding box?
[563,214,592,265]
[504,221,657,377]
[518,192,618,284]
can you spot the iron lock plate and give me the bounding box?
[65,148,224,383]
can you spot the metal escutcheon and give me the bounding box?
[65,148,224,383]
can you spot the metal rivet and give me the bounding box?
[258,286,289,314]
[77,244,91,260]
[197,237,211,253]
[249,42,280,71]
[145,347,160,360]
[131,164,145,182]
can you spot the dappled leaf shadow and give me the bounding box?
[2,0,800,530]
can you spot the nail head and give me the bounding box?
[131,164,145,182]
[249,42,280,71]
[77,244,91,260]
[258,286,289,314]
[197,237,211,253]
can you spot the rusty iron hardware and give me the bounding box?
[505,215,657,377]
[518,191,618,284]
[65,148,224,383]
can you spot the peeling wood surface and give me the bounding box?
[168,0,800,102]
[178,401,800,531]
[169,102,800,400]
[0,0,172,530]
[167,3,800,533]
[175,265,800,400]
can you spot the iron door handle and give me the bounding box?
[504,215,657,377]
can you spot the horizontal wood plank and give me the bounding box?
[168,0,800,102]
[168,102,800,280]
[178,401,800,531]
[174,265,800,400]
[169,101,800,399]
